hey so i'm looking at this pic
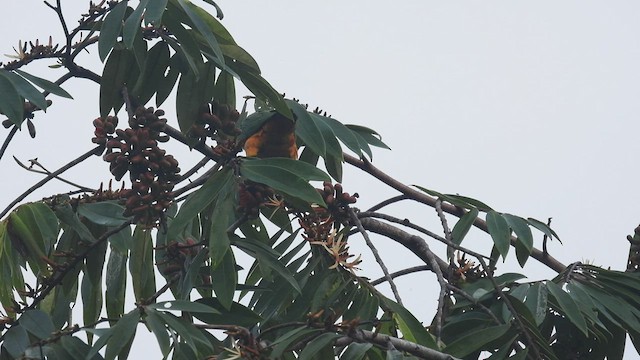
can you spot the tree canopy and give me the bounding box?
[0,1,639,359]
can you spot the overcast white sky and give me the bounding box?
[1,1,640,358]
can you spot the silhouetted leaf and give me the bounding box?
[451,208,479,245]
[444,324,511,358]
[546,281,588,337]
[193,298,262,327]
[14,70,73,99]
[486,211,511,260]
[99,1,127,61]
[0,74,24,125]
[77,201,129,226]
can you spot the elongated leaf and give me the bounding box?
[176,0,225,67]
[123,0,148,49]
[100,47,139,117]
[156,55,180,106]
[209,187,234,268]
[315,114,362,157]
[156,311,213,355]
[99,1,127,61]
[77,201,129,226]
[524,282,548,326]
[381,296,438,349]
[240,160,326,206]
[241,158,330,182]
[0,74,24,125]
[3,325,29,358]
[211,247,237,309]
[0,70,47,111]
[148,300,219,313]
[286,99,326,157]
[271,327,322,358]
[129,227,156,302]
[444,324,511,357]
[193,297,262,327]
[19,310,54,340]
[345,124,390,149]
[546,281,588,337]
[231,66,291,118]
[486,211,511,260]
[505,213,534,266]
[144,0,168,25]
[341,343,373,360]
[527,217,561,243]
[451,208,479,245]
[105,248,127,321]
[213,71,235,108]
[299,332,340,360]
[167,168,232,239]
[105,310,139,360]
[14,70,73,99]
[144,309,171,357]
[132,41,170,105]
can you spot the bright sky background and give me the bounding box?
[1,1,640,358]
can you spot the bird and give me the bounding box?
[242,112,297,159]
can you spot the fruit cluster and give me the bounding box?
[157,237,201,276]
[237,181,275,218]
[318,182,358,224]
[93,107,180,227]
[189,101,242,146]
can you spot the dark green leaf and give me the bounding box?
[14,70,73,99]
[176,0,225,67]
[156,311,213,355]
[240,159,326,206]
[502,214,533,250]
[148,300,220,313]
[175,61,216,134]
[0,70,47,111]
[105,248,127,321]
[77,201,129,226]
[270,327,322,358]
[168,168,232,239]
[0,74,24,125]
[123,0,148,49]
[527,217,561,243]
[299,332,340,360]
[286,99,326,157]
[129,227,156,302]
[209,187,234,268]
[381,296,438,349]
[345,124,390,149]
[314,114,362,157]
[3,325,29,358]
[99,1,127,61]
[444,324,511,358]
[155,55,180,106]
[213,71,235,108]
[105,310,139,360]
[132,41,170,105]
[546,281,588,337]
[20,310,54,340]
[99,47,139,117]
[193,298,262,327]
[161,11,202,76]
[241,158,330,182]
[143,310,171,357]
[486,211,511,260]
[446,194,493,211]
[144,0,168,24]
[524,282,547,326]
[451,208,479,245]
[232,67,291,118]
[341,343,372,360]
[211,247,237,309]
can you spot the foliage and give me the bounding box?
[0,1,639,359]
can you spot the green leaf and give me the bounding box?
[504,214,534,266]
[167,168,232,240]
[3,325,29,358]
[299,332,340,360]
[242,158,330,182]
[314,114,362,157]
[104,310,139,360]
[451,208,479,245]
[176,61,216,134]
[524,282,547,326]
[286,99,326,157]
[345,124,390,150]
[341,343,373,360]
[232,66,291,118]
[211,247,237,309]
[144,0,168,24]
[155,311,213,355]
[209,187,234,268]
[144,309,171,357]
[123,0,148,49]
[447,194,493,211]
[444,324,511,358]
[99,1,128,61]
[156,55,180,106]
[99,47,139,117]
[486,211,511,260]
[132,41,170,105]
[0,73,24,125]
[381,296,438,349]
[240,159,327,206]
[213,71,235,108]
[105,248,128,321]
[129,227,156,302]
[20,310,54,340]
[270,327,322,358]
[14,70,73,99]
[527,217,561,243]
[148,300,220,313]
[176,0,225,67]
[77,201,129,226]
[0,70,47,111]
[546,281,588,337]
[193,298,262,327]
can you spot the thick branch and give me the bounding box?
[342,329,461,360]
[344,154,566,273]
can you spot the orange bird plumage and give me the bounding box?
[243,113,297,159]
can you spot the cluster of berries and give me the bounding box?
[318,182,358,224]
[189,101,242,148]
[237,181,275,218]
[92,107,179,227]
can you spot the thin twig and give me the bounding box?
[349,209,402,305]
[13,156,95,192]
[141,274,180,306]
[172,163,222,199]
[435,199,455,265]
[0,146,102,219]
[227,213,248,234]
[366,195,409,212]
[0,125,18,161]
[344,153,566,273]
[419,237,449,345]
[370,266,430,286]
[176,156,211,184]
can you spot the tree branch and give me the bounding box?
[344,153,566,273]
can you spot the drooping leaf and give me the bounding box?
[286,99,326,157]
[270,327,322,359]
[486,211,511,260]
[210,246,237,309]
[341,343,373,360]
[299,332,340,360]
[132,41,170,105]
[144,309,171,357]
[527,217,561,243]
[0,73,24,125]
[99,47,139,117]
[0,70,47,111]
[213,70,235,108]
[524,282,548,326]
[193,297,262,327]
[104,310,139,360]
[314,114,362,157]
[19,310,54,340]
[105,248,128,322]
[345,124,390,150]
[451,208,479,245]
[77,201,130,226]
[129,227,156,302]
[3,325,29,358]
[175,0,225,67]
[175,61,216,134]
[444,324,511,358]
[148,300,220,314]
[123,0,148,49]
[381,296,438,349]
[546,281,588,337]
[98,0,128,61]
[14,70,73,99]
